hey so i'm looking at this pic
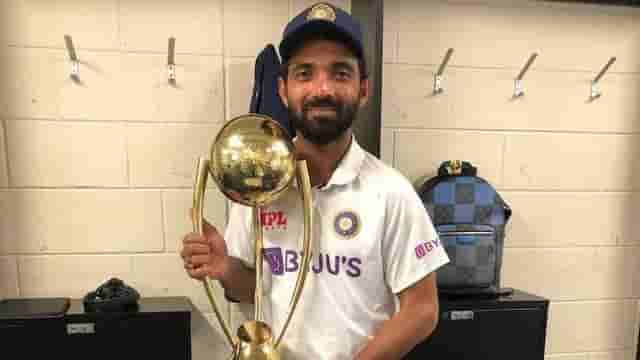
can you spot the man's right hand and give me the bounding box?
[181,219,229,281]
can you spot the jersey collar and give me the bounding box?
[319,136,365,190]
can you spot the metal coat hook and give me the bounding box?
[513,53,538,98]
[590,57,616,101]
[433,48,454,94]
[168,37,176,85]
[64,35,79,81]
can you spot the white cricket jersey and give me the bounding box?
[225,138,449,360]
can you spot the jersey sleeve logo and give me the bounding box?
[415,238,441,259]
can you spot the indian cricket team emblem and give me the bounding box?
[307,3,336,22]
[334,210,360,239]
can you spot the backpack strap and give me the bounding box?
[503,200,512,221]
[417,160,477,198]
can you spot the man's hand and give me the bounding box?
[181,219,229,281]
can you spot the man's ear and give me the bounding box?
[358,78,370,108]
[278,77,289,108]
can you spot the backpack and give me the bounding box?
[249,44,295,138]
[417,160,513,297]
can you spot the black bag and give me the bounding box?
[83,278,140,312]
[418,160,513,297]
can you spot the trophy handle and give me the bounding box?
[275,160,313,348]
[253,206,265,322]
[192,157,237,350]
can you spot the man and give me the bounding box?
[181,2,449,359]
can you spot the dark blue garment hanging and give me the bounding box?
[250,44,294,139]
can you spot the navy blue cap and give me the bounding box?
[279,2,365,65]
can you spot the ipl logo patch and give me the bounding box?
[334,210,360,239]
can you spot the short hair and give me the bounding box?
[280,31,368,81]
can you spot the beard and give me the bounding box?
[287,95,359,146]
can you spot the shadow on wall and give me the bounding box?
[0,1,8,117]
[624,37,640,358]
[632,31,640,360]
[0,1,12,299]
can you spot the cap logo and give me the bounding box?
[307,3,336,22]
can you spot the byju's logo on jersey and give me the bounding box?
[415,238,441,259]
[260,210,287,231]
[262,247,362,278]
[263,247,284,275]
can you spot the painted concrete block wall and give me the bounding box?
[0,0,349,355]
[1,0,638,358]
[382,1,640,359]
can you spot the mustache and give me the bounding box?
[303,97,339,111]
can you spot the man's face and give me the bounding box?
[279,39,369,145]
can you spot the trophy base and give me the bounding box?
[234,320,280,360]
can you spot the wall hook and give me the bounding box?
[590,57,616,100]
[168,37,176,85]
[64,35,79,81]
[513,53,538,98]
[433,48,454,94]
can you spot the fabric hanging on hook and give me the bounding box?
[249,44,294,139]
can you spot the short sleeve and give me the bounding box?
[224,202,255,269]
[382,180,450,294]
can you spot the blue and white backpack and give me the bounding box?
[417,160,513,297]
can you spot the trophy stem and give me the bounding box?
[202,278,236,347]
[253,206,264,322]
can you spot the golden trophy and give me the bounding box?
[191,114,313,360]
